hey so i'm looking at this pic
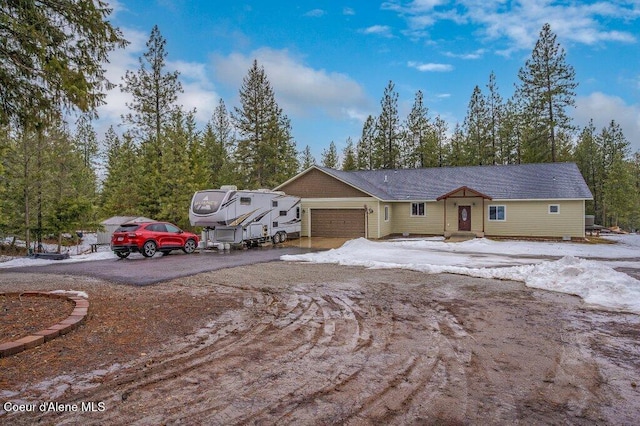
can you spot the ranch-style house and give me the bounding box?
[275,162,593,240]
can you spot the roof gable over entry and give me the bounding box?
[277,163,593,201]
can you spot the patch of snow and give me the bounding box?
[48,290,89,299]
[282,236,640,315]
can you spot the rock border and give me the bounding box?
[0,292,88,358]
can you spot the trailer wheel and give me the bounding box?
[272,232,281,244]
[281,232,287,242]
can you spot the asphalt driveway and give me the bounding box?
[2,246,315,285]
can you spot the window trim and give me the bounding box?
[488,205,506,221]
[548,204,560,214]
[410,202,426,217]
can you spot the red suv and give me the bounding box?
[110,222,200,258]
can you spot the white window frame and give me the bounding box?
[410,202,426,217]
[384,205,390,222]
[488,205,506,221]
[548,204,560,214]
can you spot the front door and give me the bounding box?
[458,206,471,231]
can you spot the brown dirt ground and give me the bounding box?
[0,263,639,425]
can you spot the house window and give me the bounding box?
[240,197,251,205]
[488,205,506,221]
[548,204,560,214]
[384,205,390,222]
[411,202,425,217]
[272,200,278,207]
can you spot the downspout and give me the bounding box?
[443,199,447,236]
[482,198,485,236]
[364,204,369,239]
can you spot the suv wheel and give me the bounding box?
[142,240,157,257]
[183,239,197,254]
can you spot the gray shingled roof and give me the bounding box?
[316,163,593,201]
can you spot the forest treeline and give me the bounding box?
[0,6,638,252]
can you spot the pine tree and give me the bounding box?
[463,86,490,165]
[373,81,402,169]
[300,145,316,170]
[321,141,340,168]
[200,99,235,188]
[356,115,376,170]
[233,60,298,188]
[485,72,503,165]
[120,25,183,218]
[0,0,127,125]
[342,138,357,171]
[516,23,577,162]
[433,115,449,167]
[100,128,141,217]
[574,120,604,223]
[403,90,435,168]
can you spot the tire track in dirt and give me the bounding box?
[5,265,625,425]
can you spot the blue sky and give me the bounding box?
[98,1,640,158]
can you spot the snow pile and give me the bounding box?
[282,237,640,314]
[49,290,89,299]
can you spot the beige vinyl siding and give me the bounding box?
[484,200,585,238]
[390,202,444,235]
[300,198,378,238]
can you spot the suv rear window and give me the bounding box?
[115,224,141,232]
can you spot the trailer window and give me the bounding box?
[192,191,226,214]
[296,207,300,219]
[272,201,278,207]
[240,197,251,205]
[273,222,278,228]
[280,210,287,216]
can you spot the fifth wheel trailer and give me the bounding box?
[189,186,301,247]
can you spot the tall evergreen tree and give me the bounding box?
[0,0,127,126]
[233,60,298,188]
[342,138,357,171]
[100,128,141,217]
[321,141,339,169]
[120,25,183,218]
[485,72,503,165]
[373,81,402,169]
[516,23,577,162]
[300,145,316,170]
[356,115,376,170]
[463,85,490,165]
[433,115,449,167]
[403,90,435,168]
[574,120,603,220]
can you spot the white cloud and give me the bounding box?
[343,7,355,16]
[212,48,370,120]
[444,49,485,60]
[361,25,394,38]
[384,0,639,51]
[408,61,453,72]
[574,92,640,153]
[304,9,325,18]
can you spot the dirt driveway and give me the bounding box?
[1,263,639,424]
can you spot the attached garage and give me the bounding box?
[310,209,365,238]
